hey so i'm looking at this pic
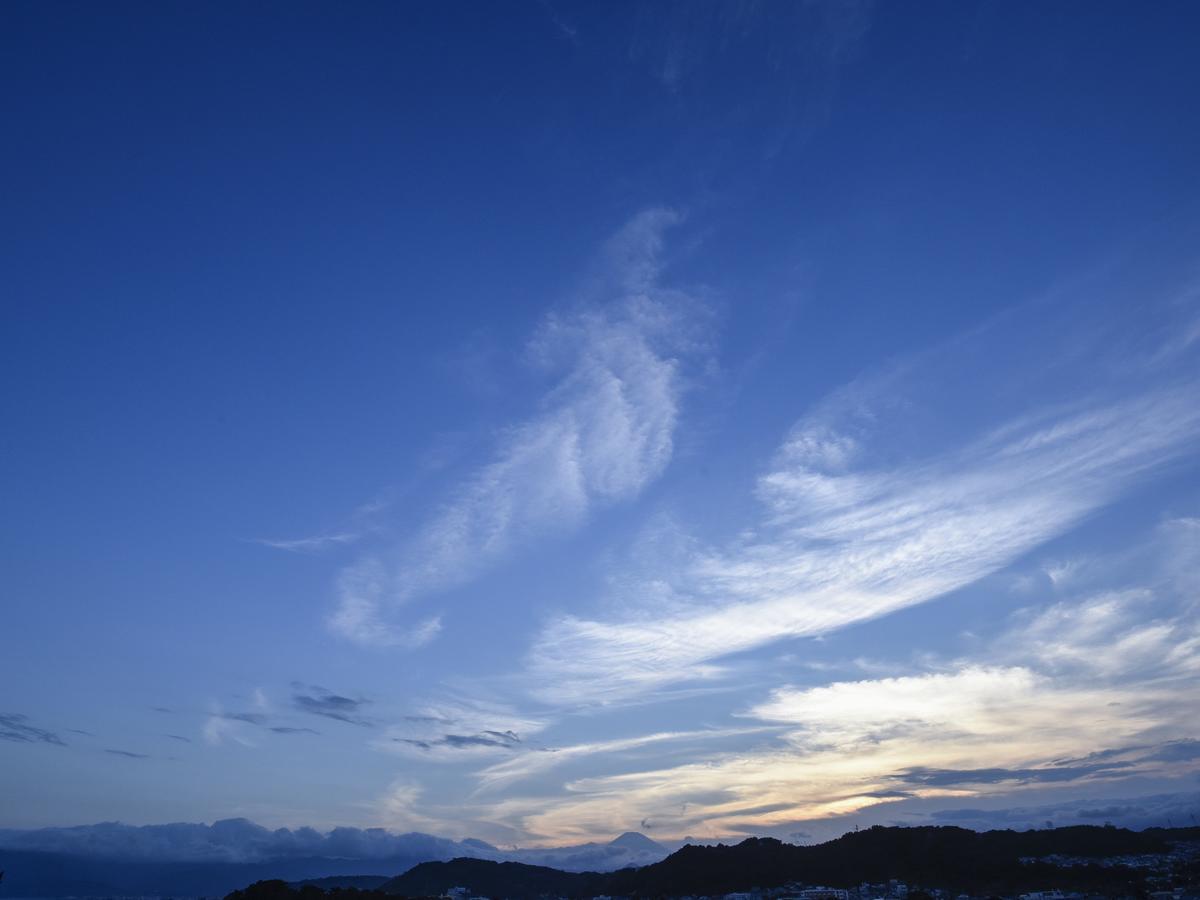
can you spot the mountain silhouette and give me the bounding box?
[607,832,663,853]
[378,824,1200,898]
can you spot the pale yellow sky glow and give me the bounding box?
[375,573,1198,844]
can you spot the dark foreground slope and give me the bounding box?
[379,825,1200,898]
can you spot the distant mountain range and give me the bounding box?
[378,825,1200,898]
[0,824,667,898]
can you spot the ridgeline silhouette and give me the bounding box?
[223,824,1200,899]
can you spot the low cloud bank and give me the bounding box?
[926,791,1200,832]
[0,819,668,871]
[0,820,468,863]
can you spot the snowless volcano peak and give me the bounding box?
[608,831,664,852]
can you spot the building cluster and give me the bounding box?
[435,882,1200,900]
[659,886,1198,900]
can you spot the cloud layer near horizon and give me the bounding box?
[0,818,668,872]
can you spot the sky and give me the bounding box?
[2,0,1200,849]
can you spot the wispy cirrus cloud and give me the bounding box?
[628,0,871,158]
[105,748,151,760]
[990,519,1200,690]
[526,276,1200,706]
[397,730,523,753]
[203,709,258,747]
[201,683,376,745]
[1000,588,1200,680]
[377,697,547,761]
[221,712,268,726]
[331,208,712,647]
[473,725,779,794]
[250,496,392,555]
[251,532,361,553]
[891,762,1136,788]
[0,713,66,746]
[530,390,1200,705]
[291,684,372,727]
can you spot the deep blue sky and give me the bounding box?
[2,1,1199,845]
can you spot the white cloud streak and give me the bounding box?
[251,533,361,553]
[473,726,777,793]
[331,209,709,646]
[375,697,549,760]
[528,365,1200,705]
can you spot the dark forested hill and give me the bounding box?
[383,858,611,898]
[291,875,393,890]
